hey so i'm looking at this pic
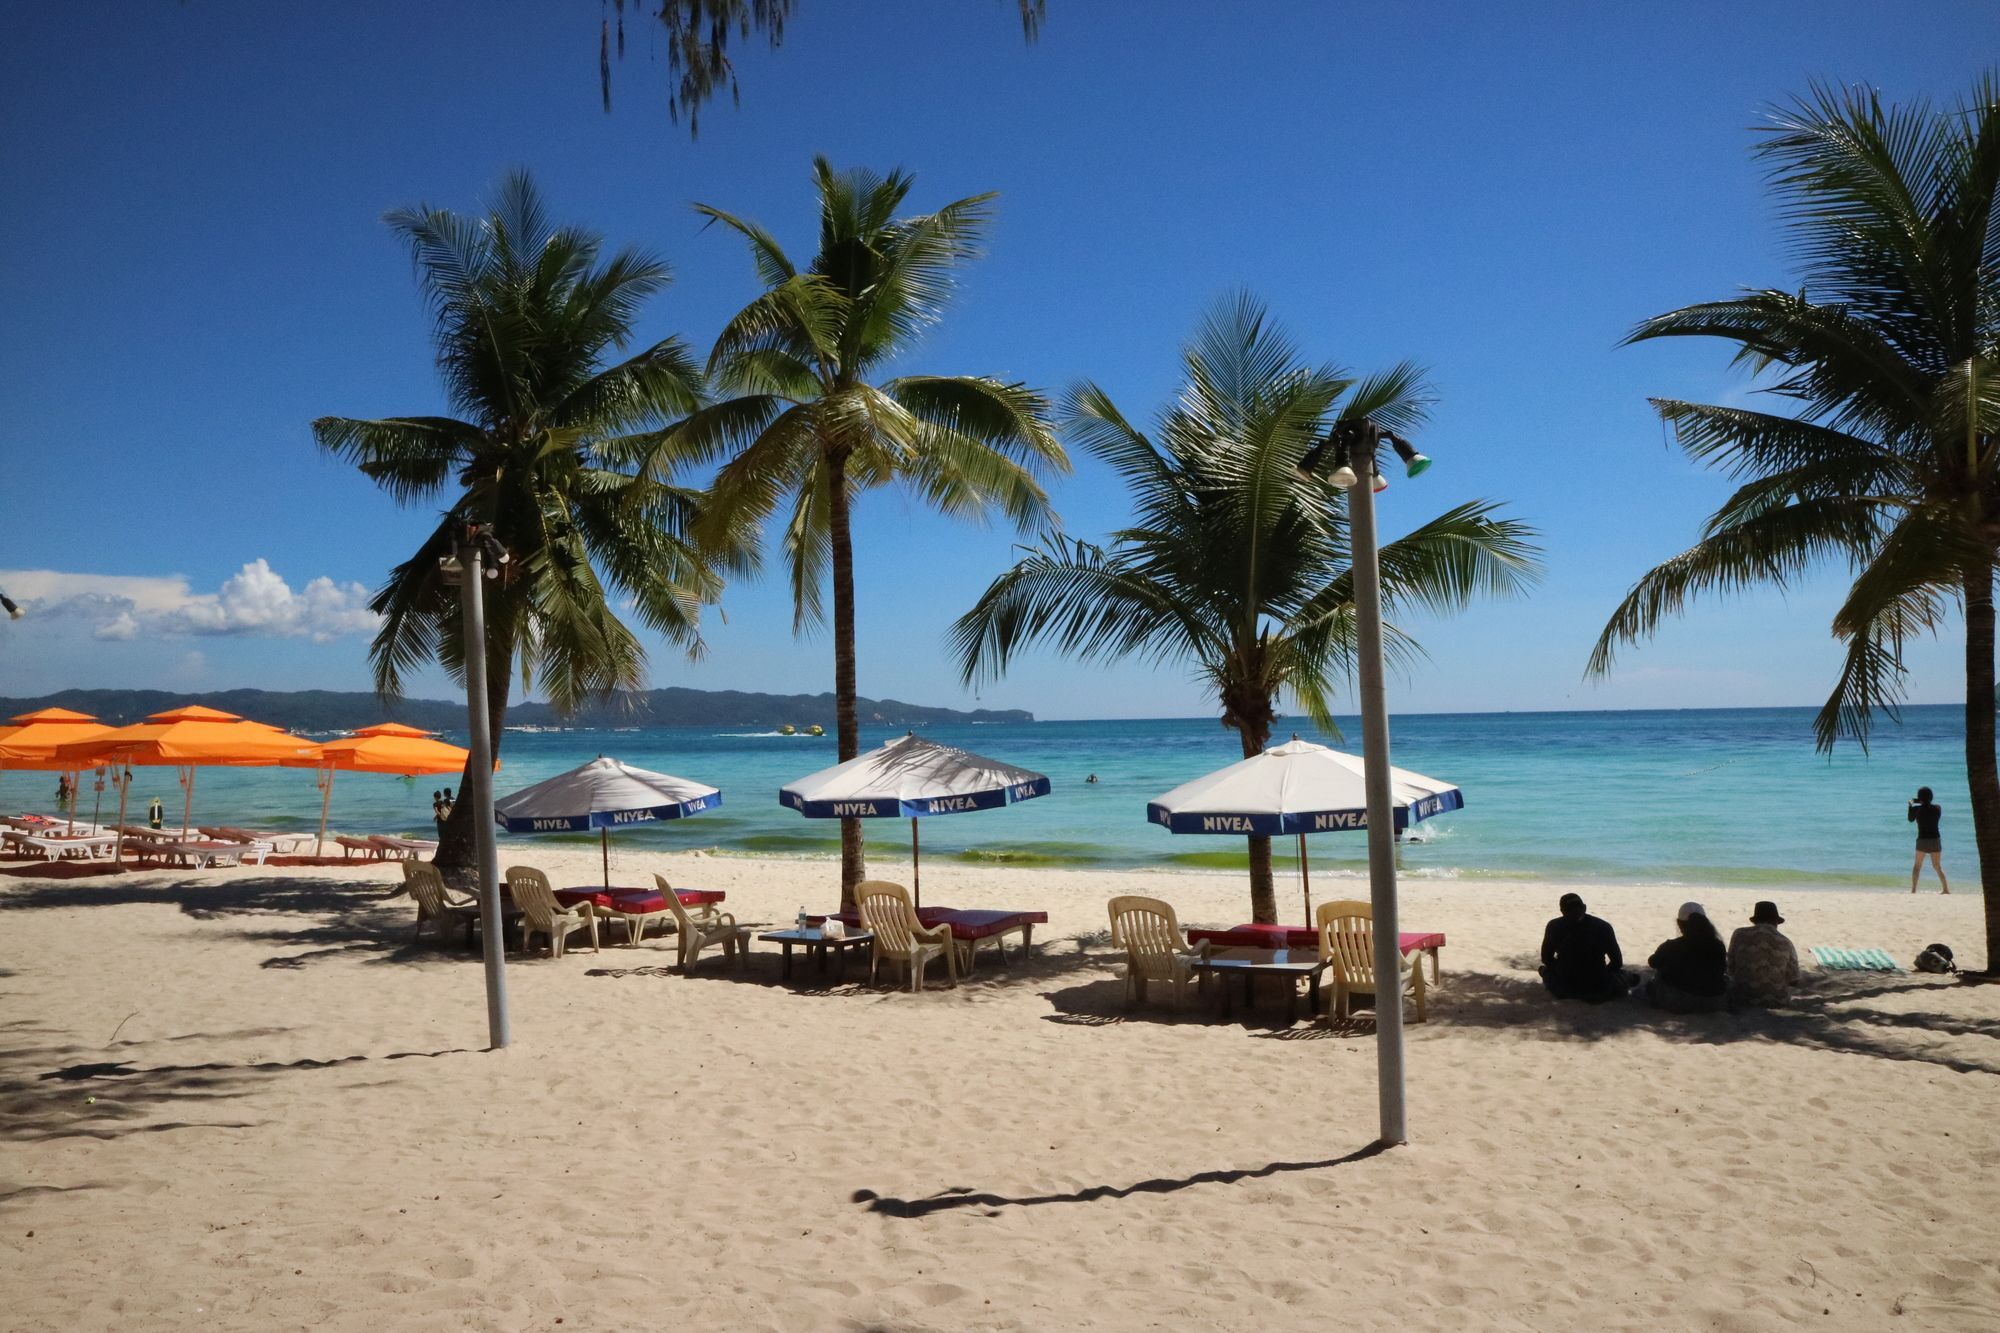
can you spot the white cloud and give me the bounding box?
[93,612,139,641]
[1,561,381,644]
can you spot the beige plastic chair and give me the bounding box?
[854,880,957,991]
[1316,899,1426,1023]
[403,860,479,944]
[649,874,745,970]
[1107,895,1209,1010]
[503,865,600,958]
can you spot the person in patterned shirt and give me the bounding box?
[1727,900,1800,1007]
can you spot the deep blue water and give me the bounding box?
[12,706,1982,892]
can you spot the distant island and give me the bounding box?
[0,687,1033,733]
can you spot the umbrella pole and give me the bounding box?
[316,770,335,858]
[1298,832,1312,924]
[112,768,130,869]
[911,817,920,909]
[181,765,195,837]
[601,826,610,889]
[90,768,104,836]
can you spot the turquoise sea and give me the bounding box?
[11,706,1983,893]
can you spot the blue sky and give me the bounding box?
[0,1,1990,722]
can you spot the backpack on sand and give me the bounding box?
[1914,943,1958,975]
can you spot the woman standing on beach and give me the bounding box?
[1909,788,1949,894]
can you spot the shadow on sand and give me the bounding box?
[853,1142,1388,1218]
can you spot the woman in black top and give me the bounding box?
[1908,786,1949,894]
[1646,903,1728,1012]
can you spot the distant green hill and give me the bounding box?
[0,687,1032,733]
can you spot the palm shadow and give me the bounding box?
[1437,967,2000,1075]
[853,1141,1388,1218]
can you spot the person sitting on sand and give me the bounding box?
[1727,900,1801,1007]
[1646,902,1729,1013]
[1539,892,1635,1002]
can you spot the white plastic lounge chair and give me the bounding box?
[205,826,313,856]
[403,861,480,944]
[1107,895,1209,1010]
[1316,899,1426,1023]
[854,880,958,991]
[368,834,438,859]
[647,874,745,969]
[503,865,599,958]
[4,831,116,861]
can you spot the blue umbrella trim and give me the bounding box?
[497,791,722,833]
[1147,787,1463,836]
[780,776,1051,820]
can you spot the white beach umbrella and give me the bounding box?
[1147,738,1462,920]
[495,755,720,888]
[779,732,1051,905]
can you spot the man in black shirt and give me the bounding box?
[1540,892,1634,1002]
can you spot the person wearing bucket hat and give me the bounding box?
[1645,902,1729,1013]
[1727,901,1801,1007]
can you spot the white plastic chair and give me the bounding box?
[1107,896,1209,1010]
[503,865,599,958]
[651,874,745,970]
[403,860,479,945]
[855,881,957,991]
[1316,899,1426,1022]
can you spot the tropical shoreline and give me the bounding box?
[2,848,1995,1329]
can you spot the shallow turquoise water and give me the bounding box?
[12,706,1982,893]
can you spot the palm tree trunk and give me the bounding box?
[435,637,512,879]
[1964,564,2000,971]
[828,448,866,911]
[1238,715,1278,925]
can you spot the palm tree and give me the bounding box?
[1588,79,2000,970]
[314,170,732,873]
[685,158,1067,906]
[951,294,1542,923]
[598,2,1045,130]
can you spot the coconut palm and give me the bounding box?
[685,158,1067,905]
[314,170,732,872]
[951,294,1542,923]
[599,2,1045,130]
[1588,79,2000,969]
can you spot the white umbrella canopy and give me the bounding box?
[495,756,720,887]
[1147,738,1462,920]
[779,732,1051,904]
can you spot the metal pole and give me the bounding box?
[1298,831,1312,924]
[1349,442,1407,1146]
[911,817,921,908]
[459,541,511,1050]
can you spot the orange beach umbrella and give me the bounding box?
[0,708,114,831]
[56,705,317,863]
[281,723,476,856]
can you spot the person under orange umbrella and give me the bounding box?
[280,722,478,856]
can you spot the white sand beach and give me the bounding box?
[3,850,1997,1331]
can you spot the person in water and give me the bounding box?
[1908,787,1949,894]
[1539,892,1635,1002]
[1646,902,1729,1013]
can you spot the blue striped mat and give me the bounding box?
[1811,947,1901,972]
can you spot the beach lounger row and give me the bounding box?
[335,833,439,861]
[114,824,271,868]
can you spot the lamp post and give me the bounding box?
[441,529,511,1050]
[1312,419,1429,1147]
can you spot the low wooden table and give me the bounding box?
[1190,947,1331,1022]
[758,928,874,982]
